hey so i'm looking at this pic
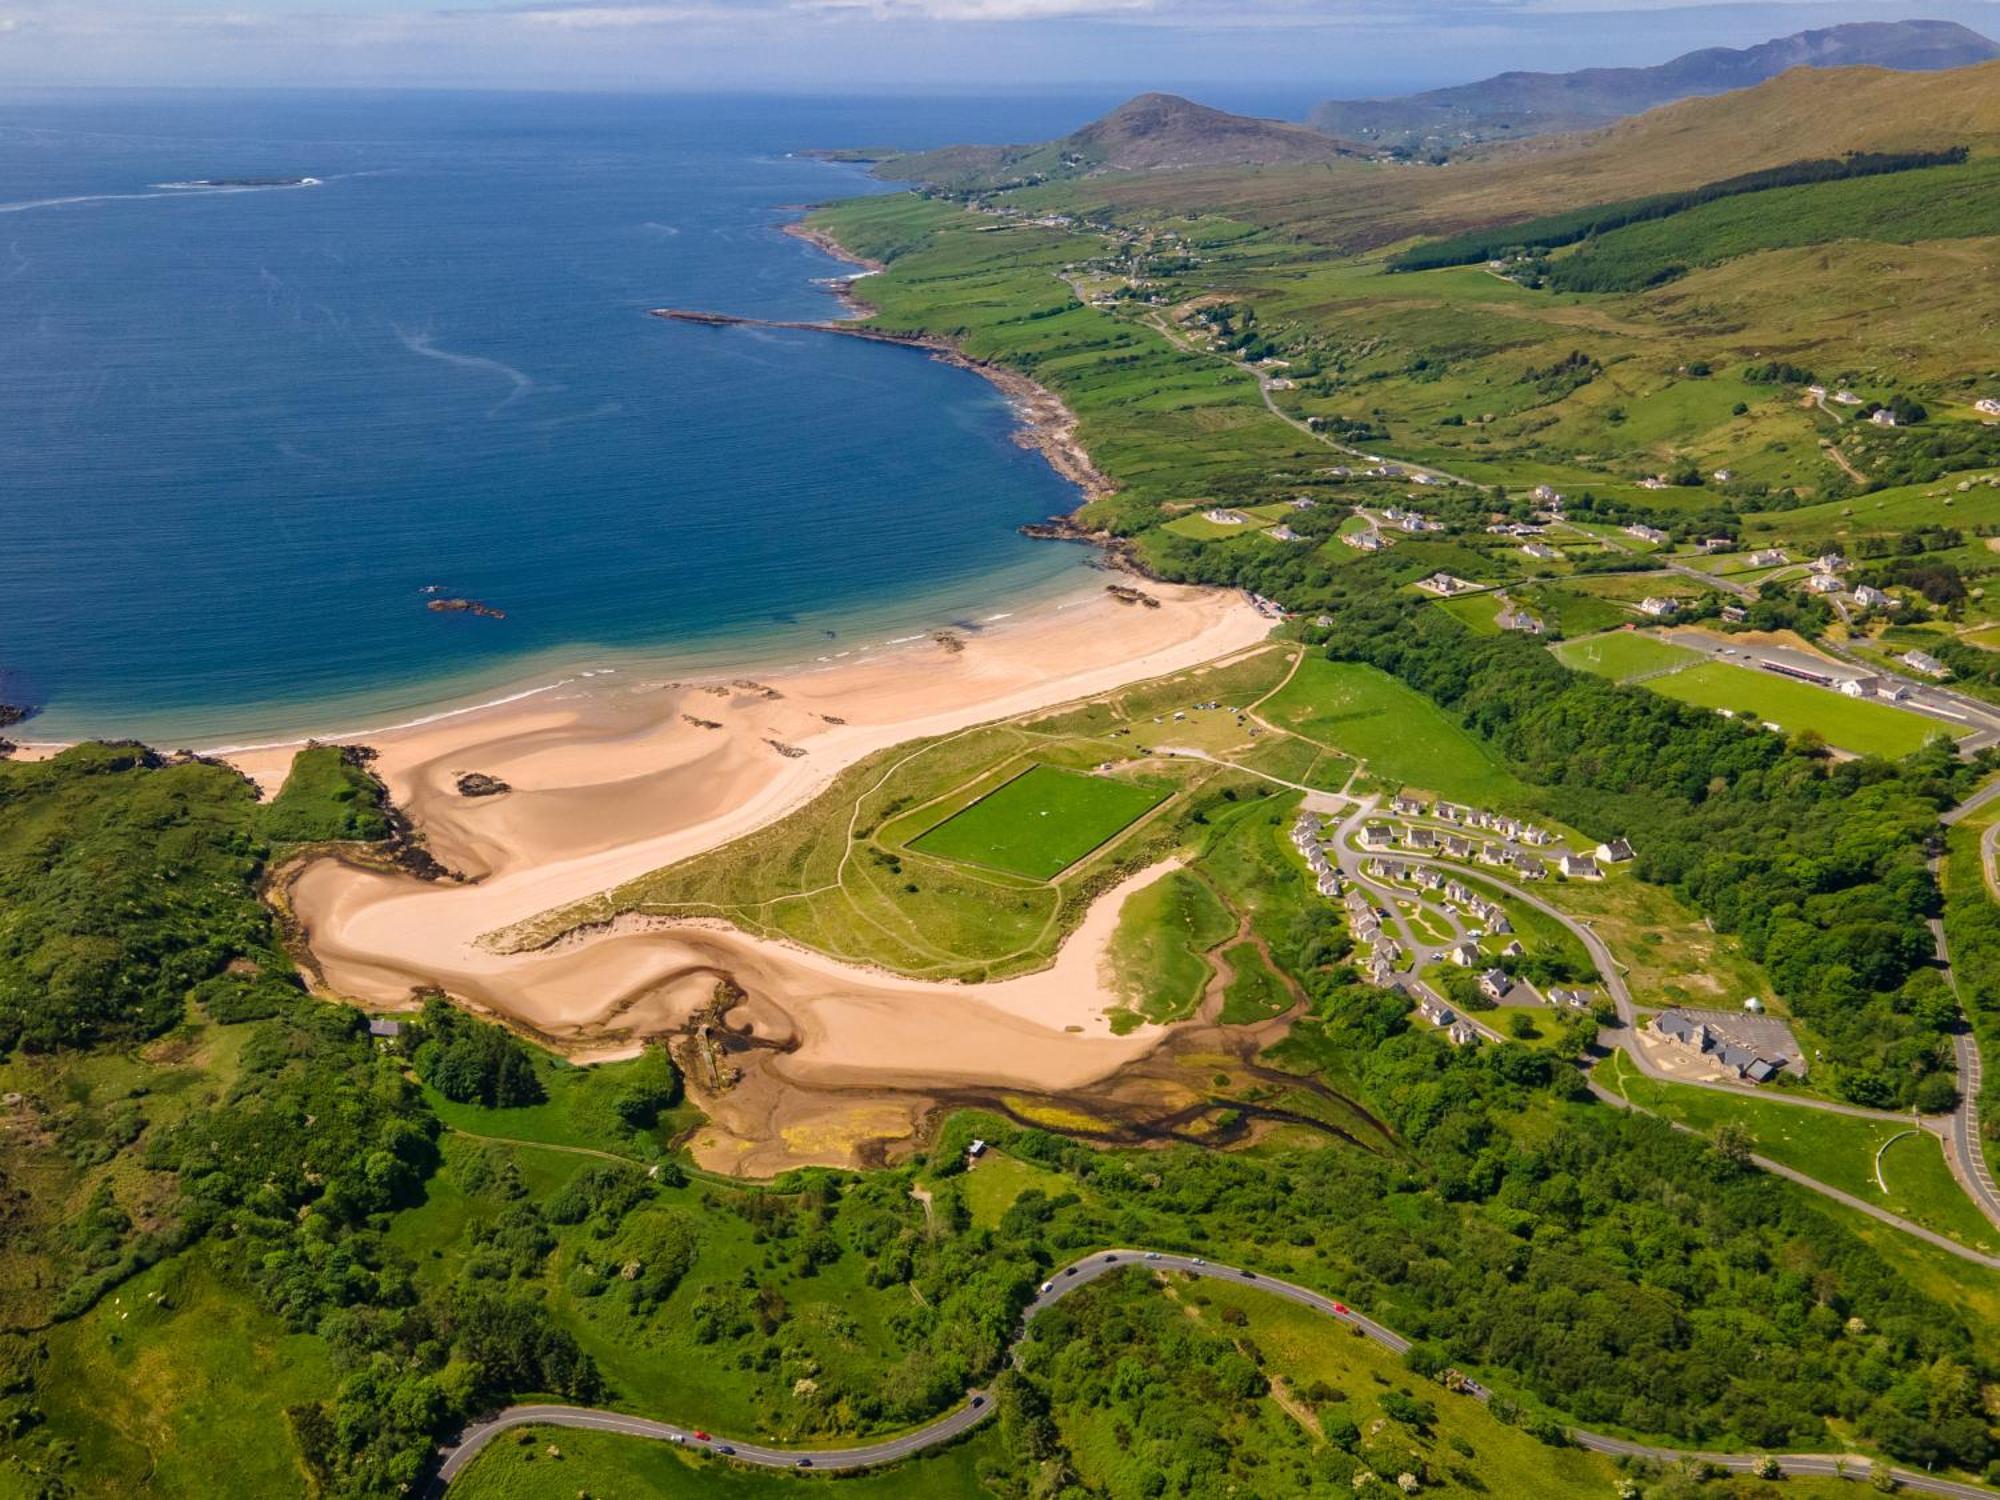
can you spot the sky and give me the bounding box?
[4,0,1999,99]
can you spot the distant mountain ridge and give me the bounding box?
[877,93,1355,189]
[1309,20,2000,153]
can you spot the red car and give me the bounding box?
[692,1431,711,1442]
[1332,1303,1348,1316]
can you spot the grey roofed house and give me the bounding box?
[1743,1058,1779,1083]
[1446,1020,1480,1047]
[1405,826,1438,849]
[1477,968,1512,1001]
[367,1017,404,1039]
[1510,852,1547,879]
[1559,852,1601,879]
[1483,910,1513,935]
[1447,940,1482,967]
[1361,823,1394,847]
[1595,837,1635,863]
[1653,1009,1706,1048]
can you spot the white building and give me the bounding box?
[1637,596,1678,619]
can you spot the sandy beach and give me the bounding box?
[272,579,1271,1172]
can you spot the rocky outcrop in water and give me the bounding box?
[455,772,511,798]
[427,598,506,620]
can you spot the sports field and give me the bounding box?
[1553,631,1701,682]
[1647,660,1946,758]
[910,764,1170,879]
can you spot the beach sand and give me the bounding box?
[276,580,1272,1173]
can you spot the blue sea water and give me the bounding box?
[0,90,1134,744]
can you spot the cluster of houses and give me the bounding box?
[1650,1009,1788,1084]
[1381,505,1440,533]
[1367,859,1515,933]
[1415,995,1482,1048]
[1290,811,1346,900]
[1362,796,1633,882]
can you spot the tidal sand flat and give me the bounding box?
[283,582,1270,1172]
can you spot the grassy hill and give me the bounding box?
[876,93,1355,191]
[1309,20,1999,154]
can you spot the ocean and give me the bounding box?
[0,89,1143,745]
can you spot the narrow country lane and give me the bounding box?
[431,1249,2000,1498]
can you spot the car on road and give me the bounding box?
[971,1396,985,1409]
[693,1431,710,1442]
[718,1445,736,1456]
[1332,1302,1348,1315]
[669,1435,685,1445]
[1104,1254,1118,1263]
[1241,1270,1257,1279]
[1144,1252,1161,1260]
[797,1458,813,1468]
[1192,1257,1206,1266]
[1065,1266,1078,1276]
[1039,1281,1052,1294]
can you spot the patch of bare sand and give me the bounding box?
[281,584,1270,1173]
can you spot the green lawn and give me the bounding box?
[1601,1051,1999,1255]
[1432,592,1505,634]
[422,1044,688,1162]
[910,764,1171,879]
[1645,660,1948,758]
[1260,657,1532,807]
[1552,630,1701,682]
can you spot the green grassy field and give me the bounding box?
[1218,940,1292,1023]
[1105,866,1234,1024]
[1261,657,1533,807]
[422,1044,689,1162]
[1551,630,1701,682]
[1601,1051,1998,1254]
[1431,592,1505,634]
[1646,659,1948,758]
[910,764,1171,879]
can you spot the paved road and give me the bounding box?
[432,1248,2000,1497]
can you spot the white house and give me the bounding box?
[1595,837,1635,864]
[1747,549,1786,568]
[1626,524,1670,543]
[1869,408,1898,427]
[1804,573,1842,594]
[1810,552,1847,574]
[1202,508,1248,526]
[1521,542,1561,561]
[1853,585,1892,609]
[1269,524,1303,541]
[1903,650,1950,679]
[1838,676,1880,699]
[1637,596,1679,619]
[1559,852,1602,879]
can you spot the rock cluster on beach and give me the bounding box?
[454,772,511,798]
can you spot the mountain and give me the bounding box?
[877,93,1355,190]
[1309,20,2000,154]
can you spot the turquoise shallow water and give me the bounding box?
[0,90,1119,744]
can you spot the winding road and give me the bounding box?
[431,1249,1999,1497]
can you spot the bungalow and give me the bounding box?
[1653,1009,1709,1050]
[1559,852,1602,879]
[1833,389,1863,406]
[1443,836,1476,861]
[1418,997,1455,1026]
[1202,508,1249,526]
[1531,484,1564,504]
[1480,909,1513,936]
[1720,605,1747,624]
[1853,585,1893,609]
[1371,935,1403,964]
[1414,867,1448,892]
[1268,524,1303,541]
[1804,572,1843,594]
[1521,542,1561,561]
[1347,529,1385,551]
[1476,843,1508,866]
[1477,969,1512,1002]
[1637,596,1679,619]
[1499,940,1525,959]
[1549,988,1595,1012]
[1805,384,1828,399]
[1810,552,1847,574]
[1444,880,1473,906]
[1361,823,1395,849]
[1391,794,1427,817]
[1316,870,1342,898]
[1747,549,1786,568]
[1417,572,1472,596]
[1447,940,1483,968]
[1446,1020,1481,1048]
[1511,853,1548,880]
[1434,802,1469,824]
[1699,537,1733,553]
[1625,524,1670,544]
[367,1017,404,1041]
[1290,496,1317,510]
[1868,408,1898,427]
[1401,513,1439,534]
[1595,837,1635,864]
[1902,649,1949,678]
[1366,958,1397,988]
[1637,477,1670,492]
[1404,827,1439,851]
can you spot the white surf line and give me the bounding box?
[0,179,321,214]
